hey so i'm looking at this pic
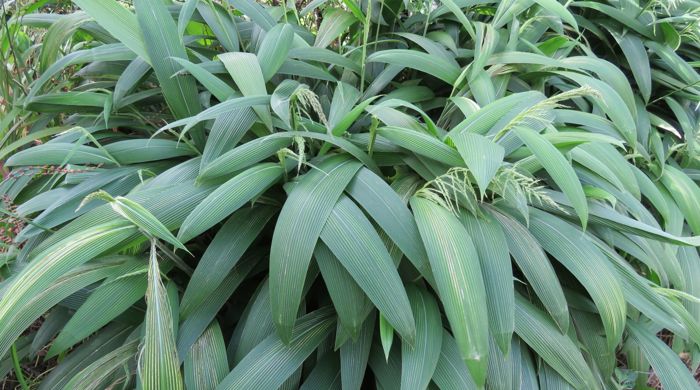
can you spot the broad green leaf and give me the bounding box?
[215,308,336,390]
[488,207,569,331]
[48,261,148,357]
[367,50,461,84]
[513,126,588,228]
[315,242,373,338]
[64,340,140,390]
[72,0,148,60]
[181,206,275,314]
[340,312,375,390]
[314,9,357,48]
[528,209,625,350]
[612,33,651,102]
[379,126,462,166]
[135,0,203,145]
[178,163,283,242]
[0,221,137,357]
[411,197,488,387]
[220,52,273,130]
[400,286,442,390]
[627,321,700,390]
[660,165,700,235]
[6,143,114,166]
[320,195,416,343]
[460,211,514,354]
[196,2,238,52]
[270,155,361,341]
[171,57,236,102]
[85,191,186,251]
[432,330,478,390]
[514,294,598,389]
[345,167,432,280]
[184,321,229,390]
[0,259,125,361]
[451,132,504,196]
[258,24,295,81]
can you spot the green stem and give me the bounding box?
[11,343,29,390]
[360,0,373,94]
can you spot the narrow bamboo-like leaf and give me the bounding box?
[0,259,125,361]
[400,285,442,390]
[513,126,588,228]
[532,0,577,29]
[178,255,259,357]
[171,57,236,102]
[460,211,514,353]
[184,321,229,390]
[196,1,238,52]
[270,155,361,341]
[379,126,463,166]
[215,308,336,390]
[178,0,199,37]
[299,354,341,390]
[320,195,416,343]
[105,139,196,165]
[379,314,394,361]
[138,241,183,390]
[612,33,651,102]
[65,340,140,390]
[224,0,276,30]
[411,197,489,386]
[660,165,700,235]
[178,163,283,242]
[199,137,292,180]
[48,262,148,357]
[330,96,379,137]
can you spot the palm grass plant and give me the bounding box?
[2,0,700,388]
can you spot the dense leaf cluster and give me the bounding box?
[2,0,700,389]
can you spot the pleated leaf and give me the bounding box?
[270,155,361,341]
[513,126,588,228]
[184,321,229,390]
[320,195,416,344]
[451,132,505,197]
[215,308,336,390]
[460,211,514,353]
[411,197,489,387]
[178,163,283,242]
[138,241,183,390]
[400,285,442,390]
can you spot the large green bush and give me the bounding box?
[2,0,700,388]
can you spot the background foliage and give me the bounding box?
[2,0,700,389]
